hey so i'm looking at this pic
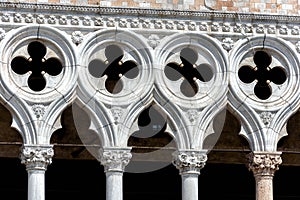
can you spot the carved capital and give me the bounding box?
[172,150,208,175]
[248,152,282,177]
[100,148,132,173]
[20,145,54,171]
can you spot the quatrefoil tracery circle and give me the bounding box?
[164,47,214,97]
[88,44,140,94]
[238,50,287,100]
[10,41,63,92]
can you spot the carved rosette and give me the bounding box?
[172,151,208,175]
[20,145,54,171]
[100,148,132,173]
[248,152,282,177]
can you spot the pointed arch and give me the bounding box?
[229,35,300,151]
[0,25,77,145]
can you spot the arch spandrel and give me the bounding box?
[154,32,228,150]
[229,36,300,151]
[0,25,77,144]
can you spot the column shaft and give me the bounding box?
[28,170,46,200]
[255,176,273,200]
[182,174,199,200]
[106,171,123,200]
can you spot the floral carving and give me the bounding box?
[119,18,127,28]
[130,19,139,28]
[37,14,45,24]
[71,31,84,45]
[14,13,22,23]
[20,145,54,171]
[100,149,132,172]
[83,16,91,26]
[25,14,33,23]
[173,151,207,174]
[148,34,160,49]
[2,13,10,22]
[71,16,79,25]
[48,15,56,24]
[94,17,103,26]
[59,15,67,25]
[248,152,282,176]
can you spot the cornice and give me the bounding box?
[1,2,300,22]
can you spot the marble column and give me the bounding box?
[20,145,54,200]
[173,150,208,200]
[100,148,132,200]
[248,152,282,200]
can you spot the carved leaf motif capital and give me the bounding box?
[172,151,207,175]
[100,148,132,172]
[248,152,282,176]
[20,145,54,171]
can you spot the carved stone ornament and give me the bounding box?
[32,104,46,119]
[148,34,160,49]
[186,109,200,123]
[222,37,234,51]
[259,111,274,125]
[71,31,84,45]
[20,145,54,171]
[172,151,208,175]
[99,148,132,172]
[247,152,282,176]
[110,107,124,125]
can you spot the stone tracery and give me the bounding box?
[0,4,300,200]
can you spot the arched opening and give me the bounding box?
[48,105,105,199]
[125,103,180,199]
[0,104,26,199]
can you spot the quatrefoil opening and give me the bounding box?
[11,41,63,92]
[88,44,139,94]
[238,50,287,100]
[164,47,214,97]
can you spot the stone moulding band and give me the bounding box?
[1,2,300,22]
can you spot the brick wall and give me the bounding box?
[14,0,300,15]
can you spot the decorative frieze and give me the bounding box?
[100,148,132,172]
[172,150,207,175]
[248,152,282,177]
[20,145,54,171]
[0,3,300,40]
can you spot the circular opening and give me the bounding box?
[180,47,197,64]
[27,41,47,59]
[253,51,272,68]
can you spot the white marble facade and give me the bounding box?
[1,2,300,200]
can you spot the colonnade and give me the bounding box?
[19,145,282,200]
